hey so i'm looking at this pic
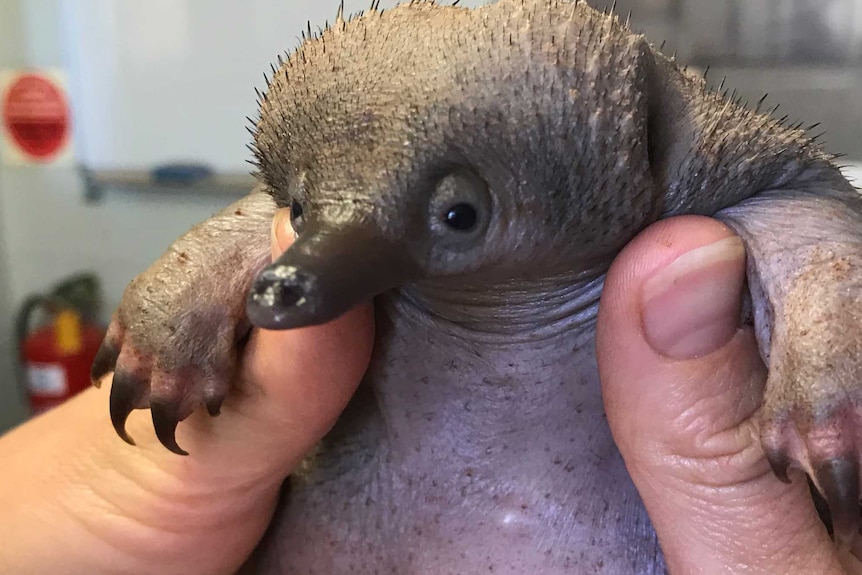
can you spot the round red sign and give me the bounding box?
[2,73,70,160]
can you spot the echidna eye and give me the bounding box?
[290,200,303,221]
[443,203,478,231]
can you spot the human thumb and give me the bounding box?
[596,215,851,574]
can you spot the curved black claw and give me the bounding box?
[765,449,793,484]
[109,371,146,445]
[205,393,224,417]
[91,341,120,387]
[815,457,860,549]
[151,401,188,456]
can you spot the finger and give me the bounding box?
[596,215,853,574]
[271,206,296,256]
[158,206,375,473]
[236,288,374,471]
[236,207,375,459]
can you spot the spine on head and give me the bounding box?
[643,48,842,218]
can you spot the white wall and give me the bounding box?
[1,0,235,429]
[0,0,238,426]
[0,0,29,430]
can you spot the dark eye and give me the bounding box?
[443,203,478,231]
[428,169,491,249]
[290,200,303,221]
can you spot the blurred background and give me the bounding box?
[1,0,860,431]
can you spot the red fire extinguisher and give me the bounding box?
[16,273,105,416]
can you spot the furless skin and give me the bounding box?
[90,1,862,572]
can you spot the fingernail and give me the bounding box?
[642,236,746,359]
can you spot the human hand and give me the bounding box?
[596,215,862,574]
[0,208,374,575]
[10,211,859,575]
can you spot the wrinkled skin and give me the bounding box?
[92,1,862,573]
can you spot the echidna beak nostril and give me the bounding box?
[250,267,306,310]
